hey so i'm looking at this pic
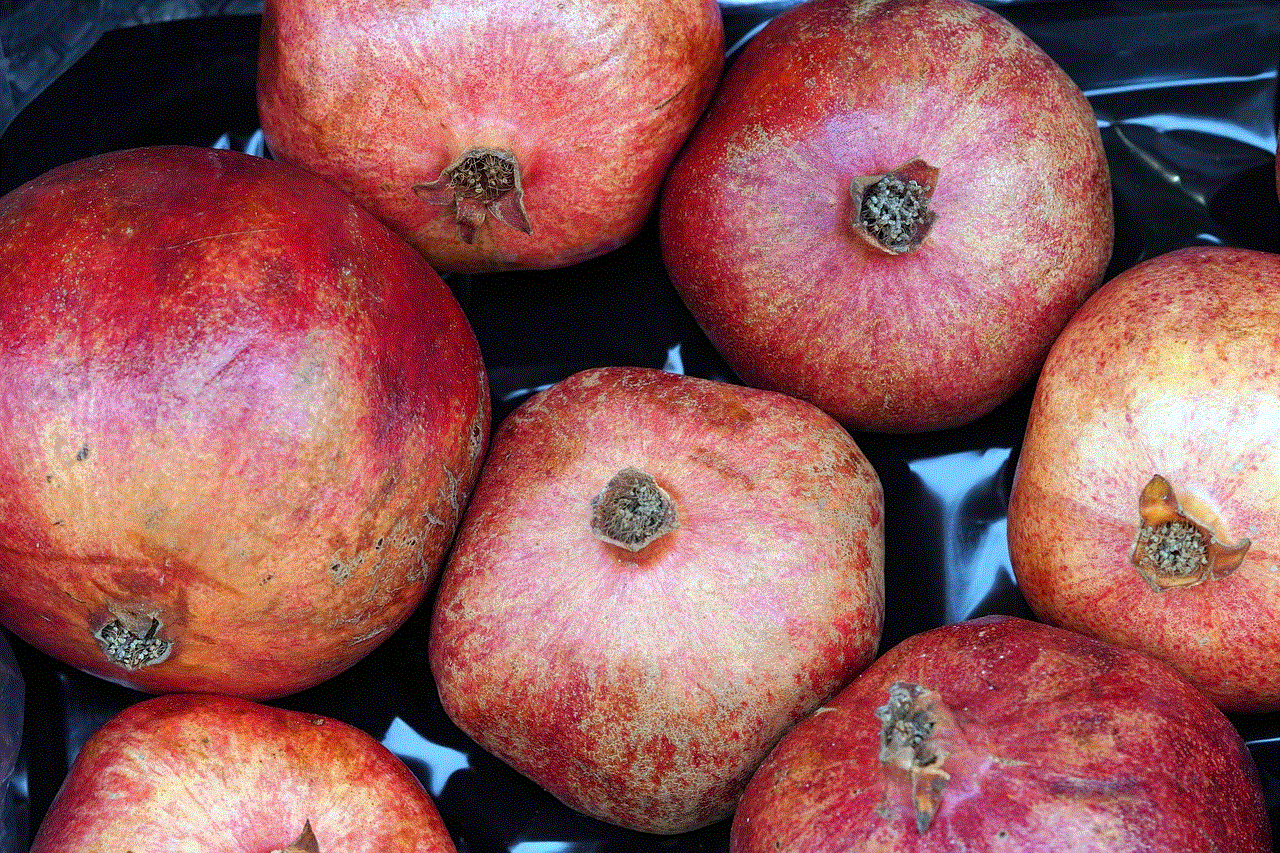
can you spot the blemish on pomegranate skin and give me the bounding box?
[689,447,754,488]
[328,560,353,584]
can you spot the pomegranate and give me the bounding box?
[1008,245,1280,712]
[659,0,1113,433]
[732,615,1272,852]
[256,0,724,273]
[429,365,884,834]
[31,693,457,852]
[0,145,489,700]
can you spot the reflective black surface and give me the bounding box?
[2,3,1279,850]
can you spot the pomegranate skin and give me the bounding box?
[429,366,885,834]
[731,615,1272,853]
[30,694,457,853]
[257,0,724,273]
[1008,246,1280,713]
[660,0,1113,433]
[0,146,489,700]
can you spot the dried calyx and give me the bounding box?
[591,467,679,552]
[850,158,939,254]
[413,147,532,244]
[270,821,319,853]
[94,607,171,670]
[1130,474,1250,591]
[876,681,951,833]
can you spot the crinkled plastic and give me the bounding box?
[1,2,1278,851]
[0,634,20,853]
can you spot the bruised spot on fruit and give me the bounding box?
[94,609,172,670]
[269,820,319,853]
[689,446,754,488]
[876,681,950,833]
[413,148,533,244]
[469,417,486,464]
[328,554,362,585]
[591,467,679,552]
[1130,474,1250,591]
[850,158,939,254]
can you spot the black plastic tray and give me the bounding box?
[2,2,1279,850]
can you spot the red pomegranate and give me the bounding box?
[660,0,1113,433]
[257,0,724,273]
[32,694,458,852]
[1009,245,1280,712]
[0,145,489,700]
[429,366,885,834]
[732,615,1272,852]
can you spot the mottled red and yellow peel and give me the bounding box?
[1008,245,1280,712]
[0,146,490,699]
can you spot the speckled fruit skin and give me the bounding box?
[0,146,489,700]
[1008,246,1280,713]
[428,366,885,834]
[731,615,1272,853]
[30,693,457,852]
[659,0,1113,433]
[256,0,724,274]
